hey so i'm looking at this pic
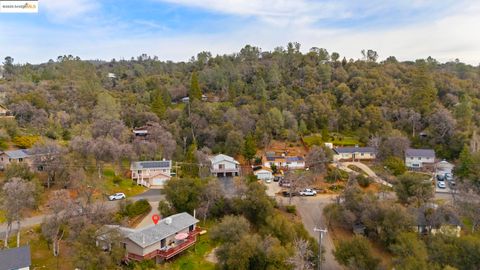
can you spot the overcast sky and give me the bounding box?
[1,0,479,64]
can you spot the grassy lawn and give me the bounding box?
[158,220,216,270]
[404,171,432,181]
[1,226,74,270]
[101,168,146,197]
[303,134,323,147]
[304,133,362,147]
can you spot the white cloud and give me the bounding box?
[41,0,99,21]
[1,1,479,65]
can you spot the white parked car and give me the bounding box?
[299,188,317,196]
[108,192,126,201]
[437,181,446,189]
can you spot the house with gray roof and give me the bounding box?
[405,148,435,169]
[333,146,376,161]
[0,149,33,170]
[263,152,305,170]
[106,212,200,263]
[0,245,31,270]
[130,160,172,188]
[210,154,240,177]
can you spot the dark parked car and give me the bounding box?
[436,174,445,181]
[282,191,298,197]
[279,180,291,187]
[274,176,283,182]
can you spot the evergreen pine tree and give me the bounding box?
[189,71,202,100]
[243,134,256,163]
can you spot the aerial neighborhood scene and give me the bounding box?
[1,1,480,270]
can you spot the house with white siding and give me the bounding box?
[333,147,376,162]
[209,154,240,177]
[130,160,172,188]
[405,148,435,169]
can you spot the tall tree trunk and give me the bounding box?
[4,222,11,248]
[16,220,21,247]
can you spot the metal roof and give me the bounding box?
[4,149,30,159]
[286,156,304,162]
[127,212,198,248]
[0,246,31,270]
[209,154,239,165]
[131,160,172,170]
[405,148,435,158]
[334,147,376,154]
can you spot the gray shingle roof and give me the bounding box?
[127,212,198,248]
[0,246,31,270]
[334,147,376,154]
[131,160,172,170]
[405,148,435,158]
[4,149,30,159]
[286,156,304,162]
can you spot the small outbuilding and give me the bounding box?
[253,167,273,182]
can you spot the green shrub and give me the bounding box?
[120,199,151,218]
[285,205,296,214]
[325,167,349,183]
[13,135,40,149]
[112,176,122,185]
[357,175,372,188]
[384,156,407,176]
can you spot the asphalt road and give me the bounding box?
[0,189,165,237]
[278,195,342,270]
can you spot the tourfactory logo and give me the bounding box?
[0,0,38,13]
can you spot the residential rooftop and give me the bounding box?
[333,146,376,154]
[127,212,198,248]
[131,160,172,170]
[0,245,31,270]
[405,148,435,158]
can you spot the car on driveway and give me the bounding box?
[279,180,291,187]
[282,191,298,197]
[444,173,453,182]
[436,174,445,181]
[108,192,126,201]
[437,181,446,189]
[299,188,317,196]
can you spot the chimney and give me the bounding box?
[142,234,145,244]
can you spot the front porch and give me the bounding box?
[126,227,202,262]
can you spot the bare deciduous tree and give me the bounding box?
[287,238,314,270]
[2,177,36,247]
[42,190,73,256]
[305,146,331,174]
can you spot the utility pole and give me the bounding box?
[314,227,327,270]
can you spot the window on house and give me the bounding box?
[219,164,224,169]
[418,157,421,160]
[361,153,364,156]
[19,158,23,162]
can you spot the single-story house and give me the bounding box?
[209,154,240,177]
[410,206,461,237]
[0,149,32,170]
[0,245,31,270]
[333,146,376,162]
[405,148,435,169]
[109,212,200,263]
[253,167,273,181]
[263,152,305,170]
[130,160,172,188]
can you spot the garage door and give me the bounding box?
[152,177,167,187]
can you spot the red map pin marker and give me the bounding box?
[152,214,161,225]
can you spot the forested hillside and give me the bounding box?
[1,44,479,162]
